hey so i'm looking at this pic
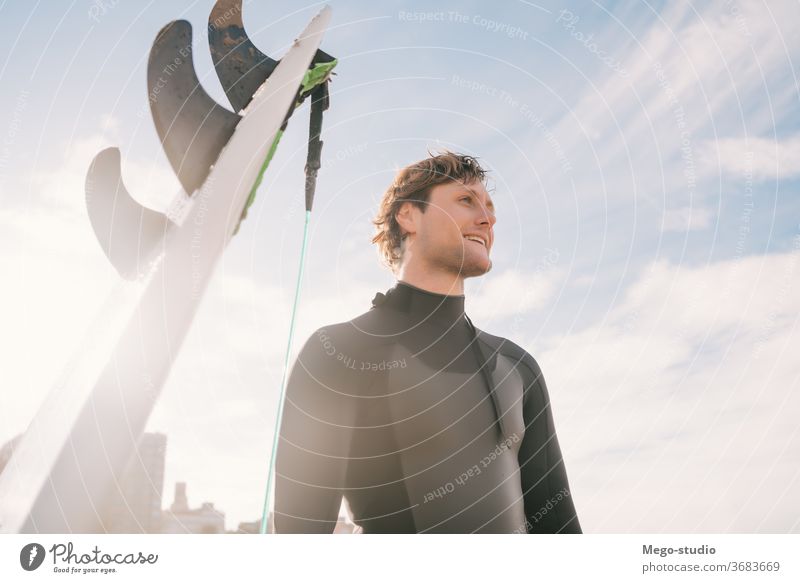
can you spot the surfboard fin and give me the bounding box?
[148,20,240,196]
[208,0,335,115]
[85,147,170,280]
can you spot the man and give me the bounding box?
[274,151,581,533]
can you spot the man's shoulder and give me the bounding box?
[303,307,387,347]
[296,307,391,367]
[473,325,553,417]
[473,324,544,380]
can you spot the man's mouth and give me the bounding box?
[463,234,487,248]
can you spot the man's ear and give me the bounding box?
[395,201,417,238]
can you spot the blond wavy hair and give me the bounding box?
[371,151,489,273]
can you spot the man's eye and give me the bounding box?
[460,196,471,203]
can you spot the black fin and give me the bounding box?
[148,20,240,194]
[208,0,335,112]
[208,0,278,113]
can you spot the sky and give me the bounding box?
[0,0,798,533]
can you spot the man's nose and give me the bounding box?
[477,205,496,226]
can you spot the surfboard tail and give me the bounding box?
[84,3,337,279]
[208,0,335,114]
[0,4,334,534]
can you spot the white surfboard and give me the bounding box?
[0,6,332,533]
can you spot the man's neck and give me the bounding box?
[395,263,465,296]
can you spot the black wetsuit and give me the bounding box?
[274,280,581,533]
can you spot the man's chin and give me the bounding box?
[459,257,492,278]
[439,250,493,278]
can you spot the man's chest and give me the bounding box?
[376,340,527,454]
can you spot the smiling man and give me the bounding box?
[274,151,581,533]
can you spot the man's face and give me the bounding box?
[400,179,496,278]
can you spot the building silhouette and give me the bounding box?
[231,508,361,534]
[160,481,226,534]
[101,432,167,533]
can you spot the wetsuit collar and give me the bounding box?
[371,280,466,325]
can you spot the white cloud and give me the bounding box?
[466,265,565,321]
[499,0,798,225]
[702,136,800,180]
[32,118,180,217]
[661,205,715,232]
[530,250,800,532]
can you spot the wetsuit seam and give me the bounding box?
[514,354,564,532]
